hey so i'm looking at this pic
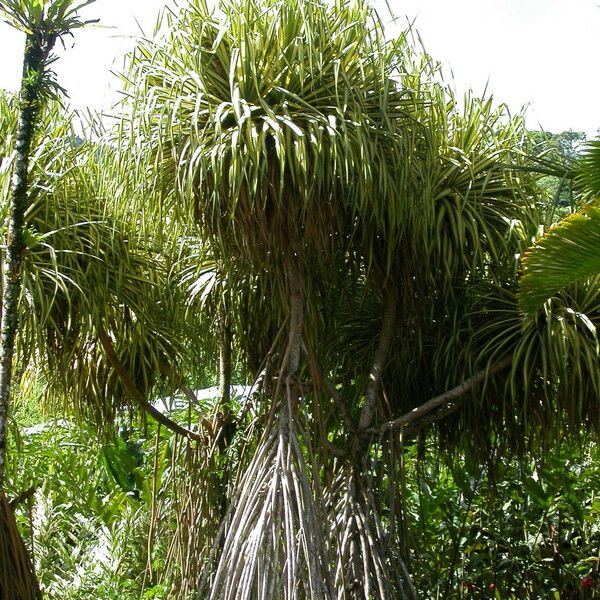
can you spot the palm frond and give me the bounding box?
[574,138,600,196]
[518,204,600,315]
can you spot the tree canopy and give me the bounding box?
[108,0,600,596]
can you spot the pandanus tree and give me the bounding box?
[119,0,600,597]
[118,0,600,597]
[0,91,209,450]
[126,1,431,595]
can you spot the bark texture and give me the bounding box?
[357,284,398,432]
[0,28,55,600]
[0,32,49,489]
[349,284,398,464]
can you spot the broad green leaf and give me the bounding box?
[519,203,600,314]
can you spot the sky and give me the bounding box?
[0,0,598,137]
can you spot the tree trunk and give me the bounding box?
[350,283,398,464]
[216,300,235,518]
[216,299,234,446]
[218,301,232,407]
[0,32,48,488]
[0,29,55,600]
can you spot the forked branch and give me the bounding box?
[370,357,512,436]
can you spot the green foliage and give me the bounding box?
[576,140,600,196]
[6,415,171,599]
[120,0,586,456]
[1,0,599,598]
[526,130,585,219]
[406,440,600,599]
[0,0,97,36]
[529,130,586,164]
[0,90,206,430]
[6,404,600,599]
[519,206,600,314]
[518,131,600,316]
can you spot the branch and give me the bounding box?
[302,336,353,430]
[156,364,206,409]
[9,486,35,510]
[97,328,203,442]
[370,357,512,436]
[357,284,398,432]
[178,383,202,407]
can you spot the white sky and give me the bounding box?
[0,0,598,137]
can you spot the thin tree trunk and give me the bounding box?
[350,284,398,463]
[286,273,304,380]
[216,300,235,519]
[0,32,49,489]
[357,284,398,432]
[216,299,234,446]
[218,302,232,407]
[0,29,56,600]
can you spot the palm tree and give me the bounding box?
[519,139,600,314]
[0,0,99,487]
[110,0,600,597]
[0,4,219,596]
[0,93,216,434]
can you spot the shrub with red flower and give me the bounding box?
[581,576,594,589]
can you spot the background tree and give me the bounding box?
[0,87,223,600]
[527,129,586,218]
[0,3,211,596]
